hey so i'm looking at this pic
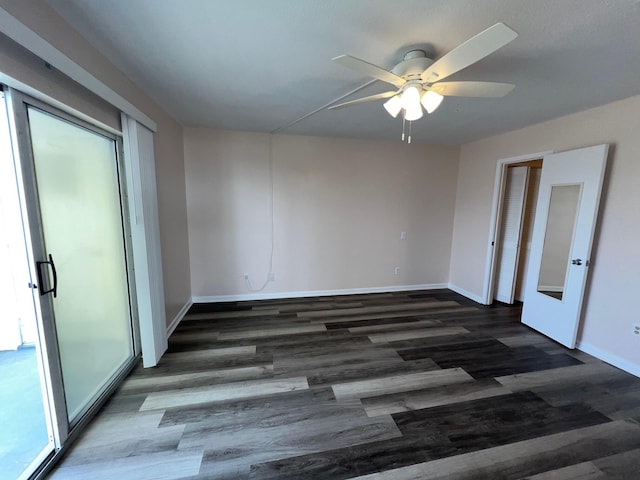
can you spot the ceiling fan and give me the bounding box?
[329,23,518,140]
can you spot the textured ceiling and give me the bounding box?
[47,0,640,145]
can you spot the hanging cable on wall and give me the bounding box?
[244,133,275,292]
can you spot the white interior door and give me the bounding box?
[522,144,608,348]
[494,166,529,304]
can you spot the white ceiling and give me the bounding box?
[47,0,640,145]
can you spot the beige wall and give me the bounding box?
[185,129,459,297]
[451,94,640,367]
[1,0,191,324]
[0,31,120,131]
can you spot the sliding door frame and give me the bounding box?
[5,87,140,477]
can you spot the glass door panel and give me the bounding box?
[27,107,133,422]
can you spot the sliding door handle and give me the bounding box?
[36,253,57,298]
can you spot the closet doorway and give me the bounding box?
[491,159,542,304]
[484,146,609,349]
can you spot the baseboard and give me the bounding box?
[447,283,485,304]
[192,283,449,303]
[576,340,640,378]
[166,298,193,337]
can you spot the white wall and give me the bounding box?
[450,94,640,371]
[184,129,460,298]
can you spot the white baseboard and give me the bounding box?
[166,298,193,337]
[192,283,449,304]
[576,340,640,378]
[447,283,485,304]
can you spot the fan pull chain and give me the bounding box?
[408,121,412,144]
[401,114,406,142]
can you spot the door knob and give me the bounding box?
[571,259,583,265]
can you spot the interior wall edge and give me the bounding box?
[447,283,485,304]
[166,298,193,338]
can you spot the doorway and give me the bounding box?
[484,146,609,348]
[483,152,550,306]
[492,159,542,304]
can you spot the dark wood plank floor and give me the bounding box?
[49,290,640,479]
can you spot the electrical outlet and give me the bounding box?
[268,272,275,282]
[634,325,640,336]
[394,266,400,275]
[243,273,249,280]
[400,231,407,240]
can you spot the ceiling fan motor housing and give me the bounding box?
[391,50,434,81]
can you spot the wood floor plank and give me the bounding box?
[168,330,220,343]
[120,365,274,393]
[161,345,257,362]
[312,306,478,325]
[591,447,640,477]
[140,376,309,411]
[520,461,604,479]
[300,300,460,318]
[368,326,469,343]
[495,362,620,391]
[218,324,326,340]
[159,386,337,428]
[48,450,203,480]
[332,368,472,400]
[361,378,510,417]
[347,319,441,333]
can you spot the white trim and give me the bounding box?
[482,150,553,305]
[0,71,121,136]
[121,114,166,367]
[447,283,484,304]
[0,7,157,132]
[167,299,193,337]
[192,283,448,303]
[576,340,640,378]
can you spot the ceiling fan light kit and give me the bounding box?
[383,95,402,118]
[330,22,519,143]
[422,90,444,114]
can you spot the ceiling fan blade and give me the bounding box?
[333,55,406,87]
[421,23,518,84]
[430,81,515,97]
[328,91,398,110]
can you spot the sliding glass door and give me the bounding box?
[24,106,134,423]
[3,87,138,479]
